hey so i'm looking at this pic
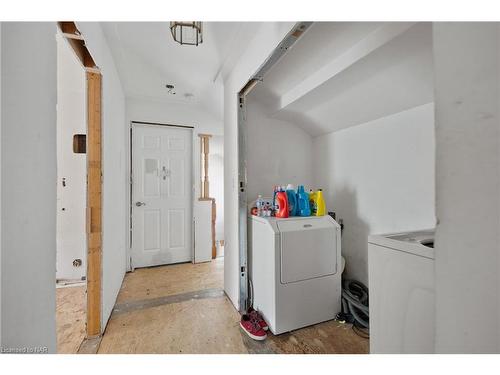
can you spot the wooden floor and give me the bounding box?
[97,258,369,354]
[56,284,86,354]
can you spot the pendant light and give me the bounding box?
[170,22,203,46]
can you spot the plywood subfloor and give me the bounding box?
[116,258,223,304]
[99,296,246,354]
[56,285,86,354]
[99,258,369,354]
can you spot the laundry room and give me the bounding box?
[238,22,436,349]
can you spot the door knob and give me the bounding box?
[135,202,146,207]
[162,166,171,180]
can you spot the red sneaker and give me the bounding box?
[240,314,267,340]
[248,307,269,331]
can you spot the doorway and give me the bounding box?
[131,123,193,268]
[237,22,312,312]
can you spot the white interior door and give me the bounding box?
[132,124,193,268]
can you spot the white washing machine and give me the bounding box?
[249,215,342,335]
[368,230,435,353]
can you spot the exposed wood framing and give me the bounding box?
[59,21,80,35]
[58,21,102,338]
[58,22,97,69]
[198,134,212,200]
[86,71,102,337]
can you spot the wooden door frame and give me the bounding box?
[58,22,102,337]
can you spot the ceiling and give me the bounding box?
[249,22,434,136]
[102,22,262,121]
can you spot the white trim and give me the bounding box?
[129,121,195,267]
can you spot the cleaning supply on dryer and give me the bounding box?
[315,189,326,216]
[296,185,311,217]
[309,189,317,215]
[256,195,264,217]
[275,188,289,218]
[286,184,298,216]
[272,186,279,215]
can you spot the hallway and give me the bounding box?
[96,259,369,354]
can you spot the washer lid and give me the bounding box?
[368,229,435,259]
[277,218,337,284]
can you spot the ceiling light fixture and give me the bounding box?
[170,22,203,46]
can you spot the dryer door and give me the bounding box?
[277,218,337,284]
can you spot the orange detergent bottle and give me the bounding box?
[275,189,289,218]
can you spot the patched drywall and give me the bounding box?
[313,103,436,285]
[56,34,87,281]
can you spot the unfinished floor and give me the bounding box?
[56,284,86,353]
[96,258,368,354]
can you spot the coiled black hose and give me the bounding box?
[338,279,370,338]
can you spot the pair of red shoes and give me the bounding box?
[240,307,269,340]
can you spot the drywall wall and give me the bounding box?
[433,23,500,353]
[224,22,296,309]
[210,135,224,244]
[1,22,57,352]
[76,22,127,330]
[56,34,87,281]
[313,103,436,285]
[0,22,3,345]
[126,97,224,268]
[194,201,213,263]
[246,98,314,201]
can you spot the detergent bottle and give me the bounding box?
[315,189,326,216]
[275,187,289,218]
[309,189,317,215]
[296,185,311,216]
[286,184,298,216]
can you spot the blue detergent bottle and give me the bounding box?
[296,185,311,216]
[286,184,298,216]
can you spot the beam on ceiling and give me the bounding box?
[278,22,416,111]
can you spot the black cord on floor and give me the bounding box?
[352,322,370,339]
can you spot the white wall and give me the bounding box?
[126,97,224,267]
[56,35,87,281]
[246,98,314,201]
[76,22,127,330]
[1,22,57,352]
[313,103,436,285]
[0,21,3,345]
[433,23,500,353]
[209,135,224,244]
[223,22,296,309]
